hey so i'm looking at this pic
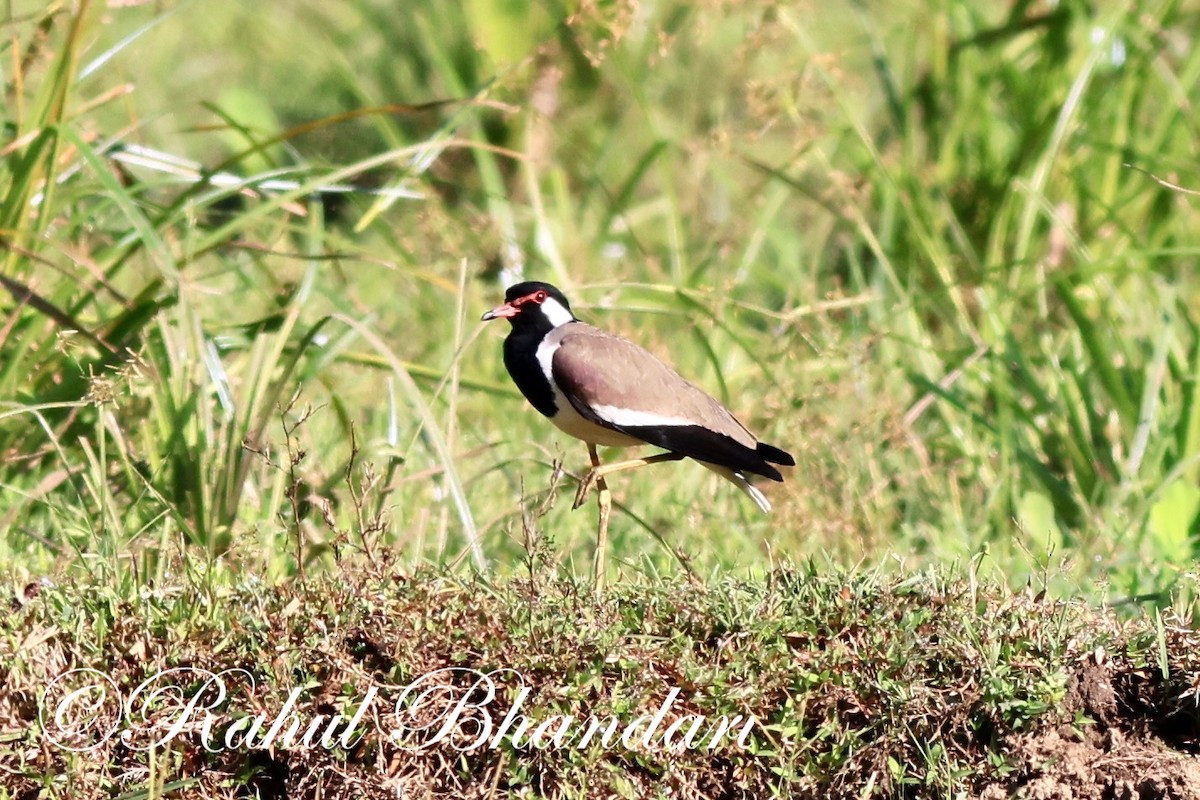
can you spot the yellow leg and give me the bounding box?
[587,443,612,591]
[572,451,686,510]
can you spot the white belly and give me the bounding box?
[548,393,643,447]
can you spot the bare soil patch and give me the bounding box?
[983,655,1200,799]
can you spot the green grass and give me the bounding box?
[2,0,1195,594]
[2,0,1200,794]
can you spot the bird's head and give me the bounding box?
[481,281,577,331]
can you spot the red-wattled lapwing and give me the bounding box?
[482,281,794,586]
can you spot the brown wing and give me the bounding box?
[550,325,786,480]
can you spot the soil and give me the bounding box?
[982,657,1200,799]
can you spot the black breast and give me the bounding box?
[503,331,558,418]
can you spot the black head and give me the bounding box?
[481,281,577,332]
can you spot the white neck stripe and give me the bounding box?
[541,296,575,328]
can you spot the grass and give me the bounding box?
[3,562,1199,798]
[2,0,1200,795]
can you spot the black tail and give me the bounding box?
[757,442,795,467]
[620,424,786,481]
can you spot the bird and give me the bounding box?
[482,281,794,585]
[482,281,795,509]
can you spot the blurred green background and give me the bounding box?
[3,0,1199,602]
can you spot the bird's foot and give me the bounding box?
[573,468,600,510]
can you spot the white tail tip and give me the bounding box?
[702,463,773,513]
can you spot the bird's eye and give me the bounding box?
[534,291,547,303]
